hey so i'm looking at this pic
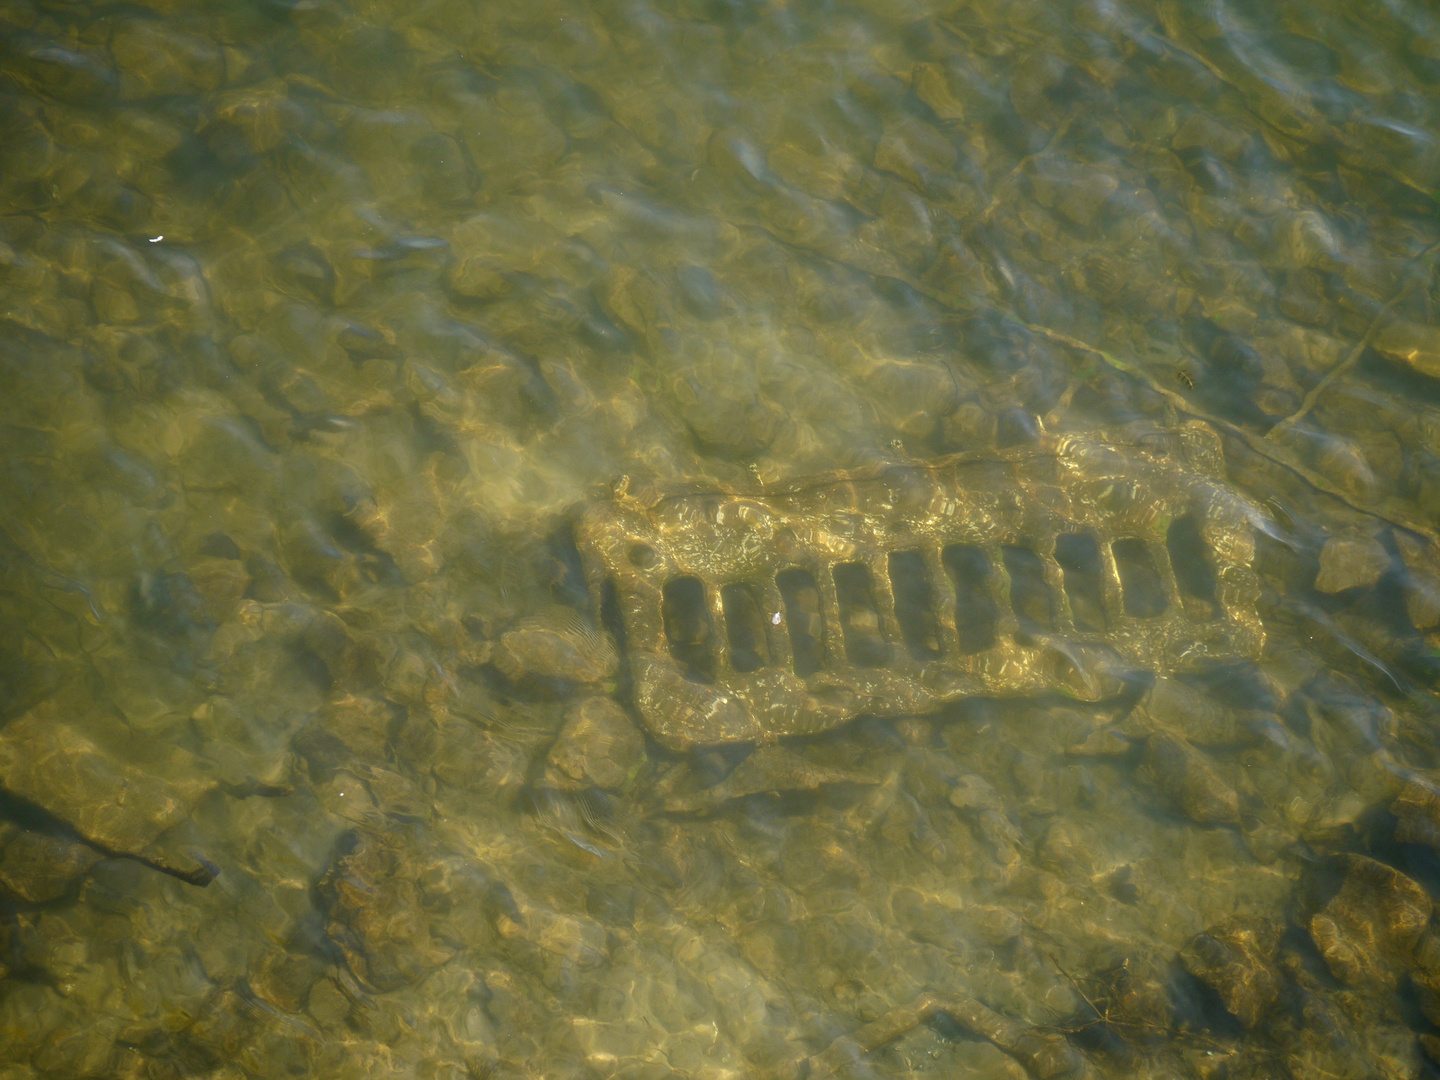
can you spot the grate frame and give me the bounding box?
[575,422,1264,750]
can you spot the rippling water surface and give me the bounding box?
[2,0,1440,1076]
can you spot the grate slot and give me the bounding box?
[1167,513,1219,619]
[833,562,890,668]
[1002,545,1055,635]
[721,582,771,673]
[777,567,826,677]
[942,544,999,655]
[888,549,943,661]
[1113,539,1169,619]
[662,576,717,681]
[1055,532,1108,634]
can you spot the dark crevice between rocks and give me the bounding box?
[546,523,591,610]
[1358,344,1440,411]
[131,571,216,642]
[924,1009,989,1045]
[598,578,634,705]
[1164,957,1248,1041]
[1352,808,1440,902]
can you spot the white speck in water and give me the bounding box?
[148,235,163,242]
[771,612,782,625]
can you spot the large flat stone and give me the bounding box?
[0,708,216,874]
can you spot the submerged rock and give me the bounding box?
[110,18,224,99]
[947,772,1024,868]
[1394,532,1440,629]
[1412,932,1440,1028]
[1138,734,1240,826]
[1307,854,1431,991]
[1312,436,1384,503]
[863,359,959,440]
[544,697,645,792]
[1392,779,1440,852]
[318,828,456,993]
[671,349,786,459]
[1180,916,1282,1027]
[0,823,102,903]
[1314,534,1389,594]
[662,744,887,815]
[485,605,618,685]
[807,991,1092,1080]
[247,948,323,1016]
[0,706,216,882]
[1373,320,1440,381]
[1130,677,1258,747]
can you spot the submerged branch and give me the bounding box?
[1267,238,1440,437]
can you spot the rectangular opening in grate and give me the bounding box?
[1055,532,1108,633]
[888,549,942,661]
[1002,545,1054,634]
[777,567,826,676]
[721,582,770,673]
[662,576,716,681]
[942,544,998,654]
[833,562,890,667]
[1166,513,1218,619]
[1113,539,1169,618]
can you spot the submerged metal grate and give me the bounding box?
[575,422,1264,750]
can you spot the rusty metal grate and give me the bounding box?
[575,422,1264,750]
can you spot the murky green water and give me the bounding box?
[2,0,1440,1076]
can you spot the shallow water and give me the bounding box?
[2,0,1440,1076]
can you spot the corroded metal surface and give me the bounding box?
[577,422,1264,750]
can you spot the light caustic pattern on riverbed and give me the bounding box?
[1,0,1440,1077]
